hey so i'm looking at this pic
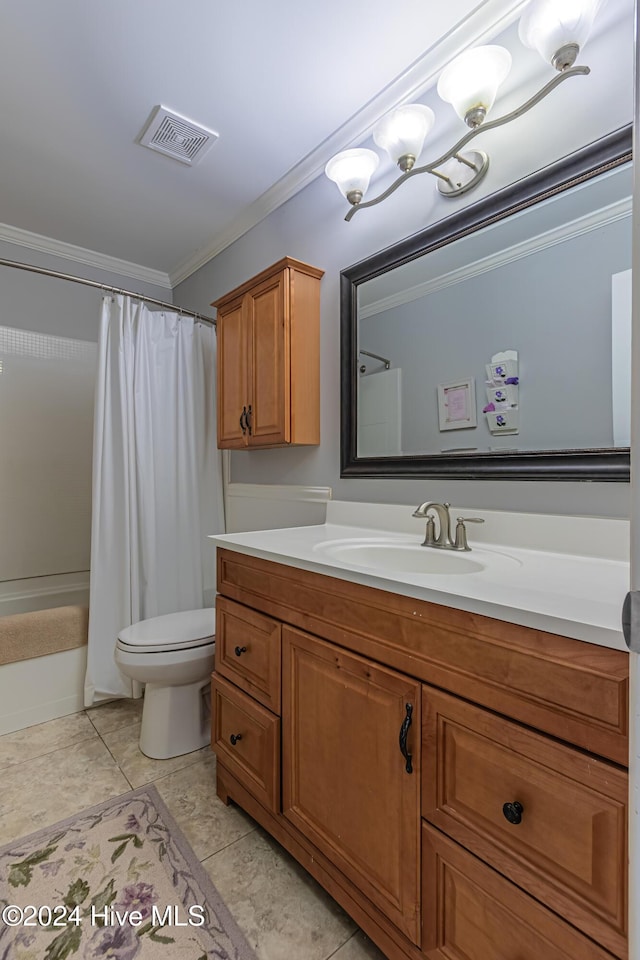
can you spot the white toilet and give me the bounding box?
[114,607,215,760]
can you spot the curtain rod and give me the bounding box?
[0,256,216,327]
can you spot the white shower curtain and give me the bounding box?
[84,295,224,705]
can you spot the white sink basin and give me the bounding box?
[313,537,520,576]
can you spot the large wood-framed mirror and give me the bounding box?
[340,126,632,481]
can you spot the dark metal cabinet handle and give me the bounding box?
[503,801,524,824]
[229,733,243,746]
[239,407,247,434]
[234,645,247,657]
[398,703,413,774]
[246,404,253,435]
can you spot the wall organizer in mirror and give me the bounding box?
[340,126,631,481]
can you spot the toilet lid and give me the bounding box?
[117,608,215,649]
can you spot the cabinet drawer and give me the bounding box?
[215,595,281,712]
[422,825,618,960]
[422,688,627,957]
[211,674,280,812]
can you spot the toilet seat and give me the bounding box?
[116,608,215,654]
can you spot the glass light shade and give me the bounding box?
[373,104,435,168]
[324,149,379,202]
[437,45,512,127]
[518,0,604,67]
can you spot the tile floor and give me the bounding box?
[0,700,386,960]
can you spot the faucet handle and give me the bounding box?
[454,516,485,551]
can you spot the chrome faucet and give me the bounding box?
[412,501,484,551]
[413,502,452,548]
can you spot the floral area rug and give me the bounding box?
[0,785,257,960]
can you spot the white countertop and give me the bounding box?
[209,502,630,652]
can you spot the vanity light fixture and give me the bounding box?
[324,148,380,206]
[325,0,603,219]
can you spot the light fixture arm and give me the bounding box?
[344,64,589,221]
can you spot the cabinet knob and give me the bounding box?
[229,733,243,746]
[239,407,247,434]
[234,645,247,657]
[246,404,253,436]
[502,801,524,824]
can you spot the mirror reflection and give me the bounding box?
[356,161,631,460]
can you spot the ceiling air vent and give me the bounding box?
[137,105,219,166]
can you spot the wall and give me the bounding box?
[175,5,634,519]
[0,241,172,342]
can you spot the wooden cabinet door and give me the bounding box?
[282,627,421,945]
[247,271,288,445]
[217,297,248,448]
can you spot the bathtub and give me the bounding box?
[0,571,89,735]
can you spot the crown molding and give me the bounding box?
[359,195,632,319]
[169,0,528,287]
[0,223,172,290]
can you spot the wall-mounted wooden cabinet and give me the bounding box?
[212,257,324,449]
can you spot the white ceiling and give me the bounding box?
[0,1,535,285]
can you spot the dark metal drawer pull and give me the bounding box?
[398,703,413,774]
[229,733,243,746]
[234,646,247,657]
[502,801,524,824]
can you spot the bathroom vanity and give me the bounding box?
[209,504,629,960]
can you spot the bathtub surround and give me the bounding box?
[85,295,224,705]
[0,247,172,614]
[0,572,90,619]
[0,253,174,733]
[0,320,95,727]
